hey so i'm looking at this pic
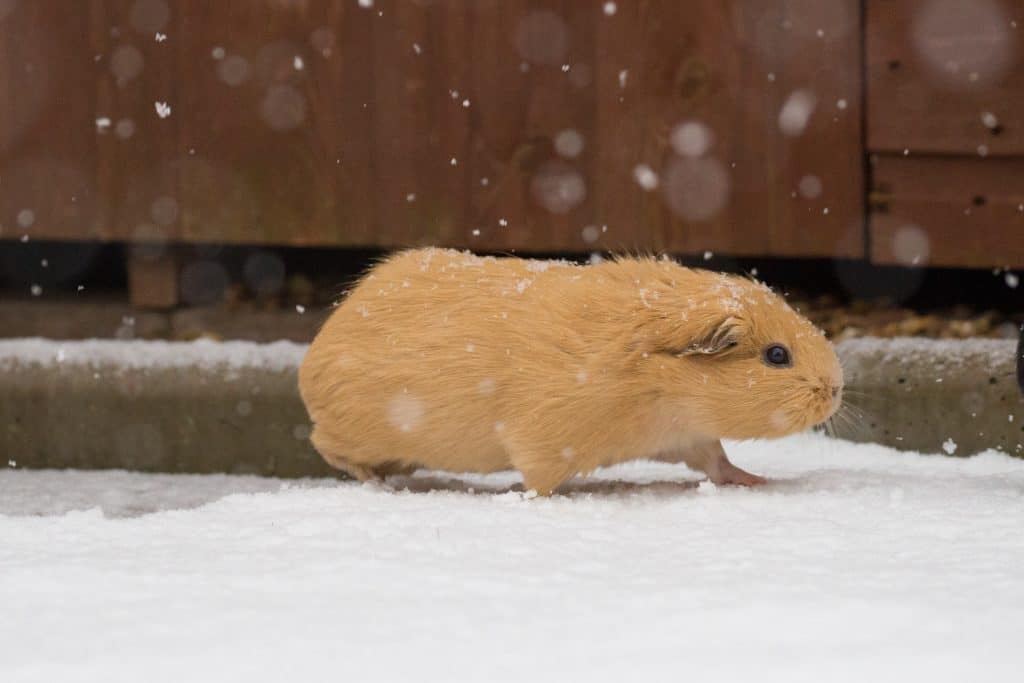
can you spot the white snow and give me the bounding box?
[837,336,1013,372]
[0,338,306,372]
[632,163,659,190]
[778,89,817,136]
[3,434,1024,682]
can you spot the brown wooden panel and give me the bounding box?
[457,0,600,252]
[870,155,1024,268]
[0,0,101,241]
[172,0,865,257]
[867,0,1024,155]
[174,0,359,245]
[1,0,864,260]
[433,0,864,257]
[99,0,181,244]
[593,0,864,258]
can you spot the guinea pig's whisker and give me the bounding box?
[838,395,873,419]
[831,402,874,441]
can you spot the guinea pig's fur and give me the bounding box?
[299,248,843,494]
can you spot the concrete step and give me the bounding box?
[1,338,1021,476]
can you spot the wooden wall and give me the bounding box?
[867,0,1024,268]
[4,1,864,259]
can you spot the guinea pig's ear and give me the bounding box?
[678,316,744,356]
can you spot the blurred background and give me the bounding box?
[0,0,1021,342]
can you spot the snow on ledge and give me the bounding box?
[0,338,308,372]
[837,337,1014,369]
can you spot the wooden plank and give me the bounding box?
[173,0,355,246]
[870,155,1024,268]
[459,0,598,252]
[369,0,458,248]
[0,0,101,242]
[867,0,1024,155]
[98,0,181,244]
[590,0,863,258]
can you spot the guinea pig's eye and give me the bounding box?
[763,344,792,368]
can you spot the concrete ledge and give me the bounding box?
[836,338,1022,456]
[1,338,1021,476]
[0,339,331,477]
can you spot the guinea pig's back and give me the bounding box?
[298,249,551,472]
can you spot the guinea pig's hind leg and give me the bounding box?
[508,450,574,496]
[372,461,418,478]
[328,457,379,483]
[310,428,381,483]
[677,440,766,487]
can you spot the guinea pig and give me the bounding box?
[298,248,844,495]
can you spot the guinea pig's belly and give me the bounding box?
[371,418,510,474]
[325,372,512,473]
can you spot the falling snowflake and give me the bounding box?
[632,164,659,191]
[16,209,34,228]
[154,101,172,118]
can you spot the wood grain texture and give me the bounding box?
[867,0,1024,155]
[174,0,351,246]
[1,0,865,260]
[870,155,1024,268]
[592,0,864,258]
[100,0,181,244]
[0,0,100,241]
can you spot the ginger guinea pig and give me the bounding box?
[298,248,843,495]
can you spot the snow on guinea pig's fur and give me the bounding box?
[298,248,844,494]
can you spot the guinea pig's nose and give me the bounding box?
[831,386,840,399]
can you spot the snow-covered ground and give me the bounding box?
[3,434,1024,683]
